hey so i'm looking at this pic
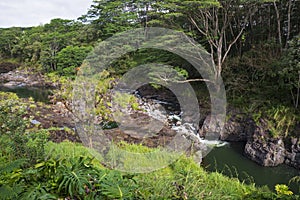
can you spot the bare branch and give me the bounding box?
[221,26,245,65]
[176,78,214,84]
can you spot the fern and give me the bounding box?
[100,171,137,199]
[19,183,57,200]
[289,176,300,193]
[0,185,22,200]
[57,156,95,199]
[0,158,27,174]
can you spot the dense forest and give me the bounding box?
[0,0,300,107]
[0,0,300,199]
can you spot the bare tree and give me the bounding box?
[187,0,258,81]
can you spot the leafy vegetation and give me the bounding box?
[1,138,298,199]
[0,92,48,164]
[1,0,300,199]
[0,93,298,199]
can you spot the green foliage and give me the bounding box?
[0,159,27,174]
[0,158,27,199]
[94,77,116,122]
[83,0,142,38]
[0,94,48,163]
[45,141,103,168]
[275,184,294,196]
[47,72,116,126]
[19,184,57,200]
[277,35,300,108]
[243,186,278,199]
[251,105,296,138]
[289,176,300,194]
[174,66,189,78]
[265,106,296,138]
[0,91,19,101]
[56,45,92,77]
[1,139,299,199]
[100,170,137,199]
[1,1,300,199]
[0,27,23,59]
[46,73,73,100]
[57,157,95,199]
[223,40,283,105]
[113,92,140,111]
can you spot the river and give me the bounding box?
[202,142,300,194]
[1,86,299,194]
[0,85,50,103]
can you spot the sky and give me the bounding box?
[0,0,94,28]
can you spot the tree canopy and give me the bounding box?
[0,0,299,105]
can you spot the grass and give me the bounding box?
[45,141,104,168]
[43,141,295,199]
[0,90,297,199]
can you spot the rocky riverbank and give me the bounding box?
[243,119,300,169]
[1,65,298,170]
[124,85,300,170]
[0,62,20,73]
[0,68,56,88]
[200,111,300,170]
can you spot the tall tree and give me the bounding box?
[146,0,259,81]
[273,0,283,51]
[0,28,22,59]
[81,0,145,38]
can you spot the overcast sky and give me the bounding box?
[0,0,93,28]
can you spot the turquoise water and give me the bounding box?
[202,142,300,194]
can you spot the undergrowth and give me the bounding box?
[0,92,298,199]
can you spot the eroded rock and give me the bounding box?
[0,69,55,88]
[0,62,20,73]
[284,137,300,169]
[200,110,255,142]
[244,138,286,167]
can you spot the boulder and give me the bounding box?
[284,137,300,169]
[222,113,255,141]
[244,138,286,167]
[0,62,20,73]
[201,112,299,169]
[243,119,289,167]
[200,111,255,142]
[199,114,225,140]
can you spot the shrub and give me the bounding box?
[0,92,48,163]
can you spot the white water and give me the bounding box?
[138,97,228,148]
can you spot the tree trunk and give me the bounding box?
[296,71,300,109]
[285,0,292,49]
[273,1,282,50]
[268,4,271,41]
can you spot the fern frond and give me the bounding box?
[0,185,20,200]
[0,158,27,174]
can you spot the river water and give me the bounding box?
[0,85,50,103]
[1,86,299,194]
[202,142,300,194]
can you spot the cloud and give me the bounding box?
[0,0,93,28]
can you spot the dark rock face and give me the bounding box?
[200,111,300,169]
[284,137,300,170]
[0,62,19,73]
[243,119,299,168]
[222,113,255,142]
[200,111,255,142]
[244,139,286,167]
[199,114,225,140]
